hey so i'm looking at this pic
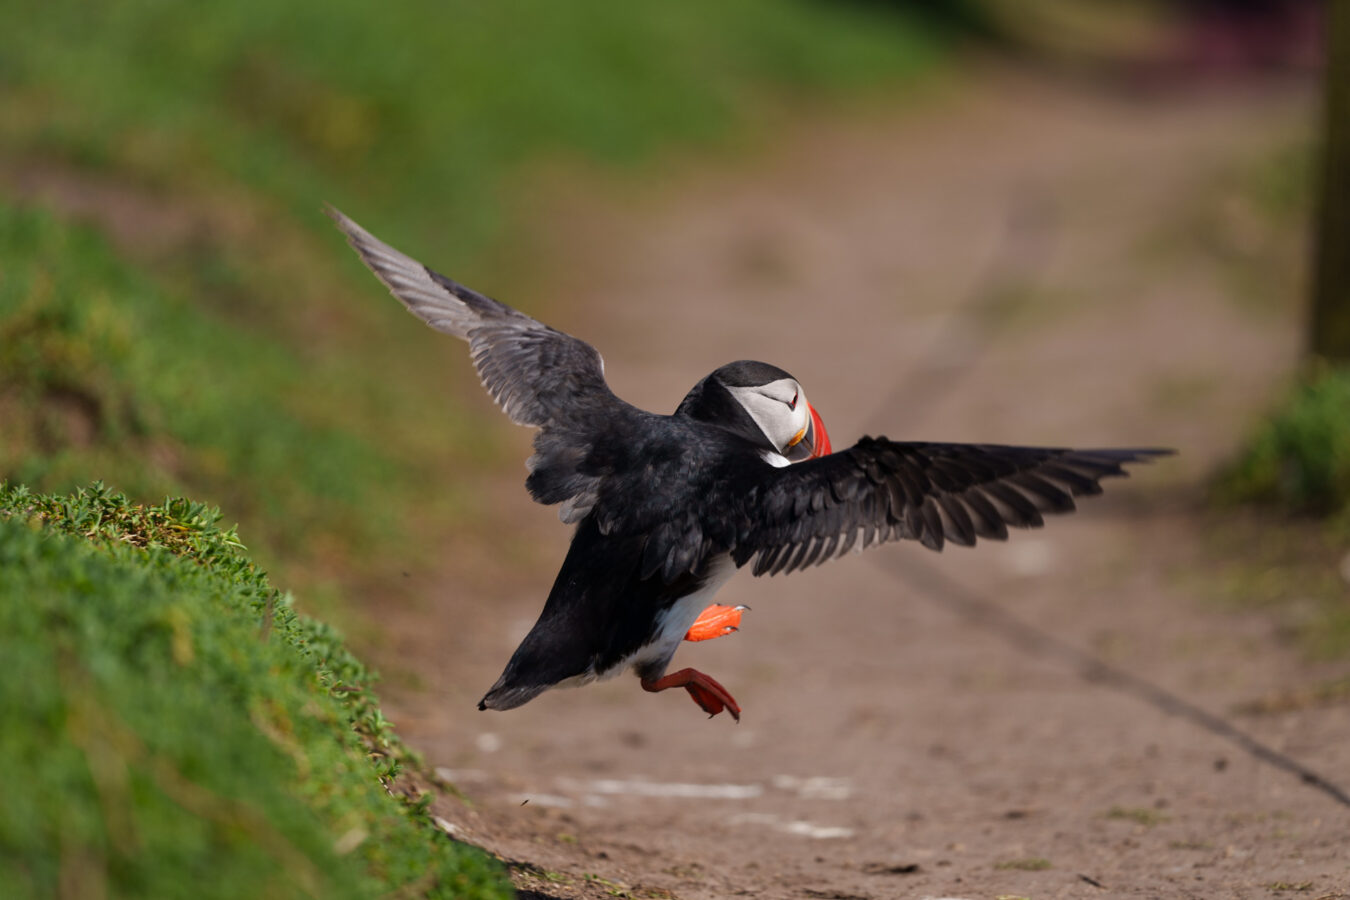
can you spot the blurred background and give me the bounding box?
[3,1,1348,895]
[0,0,1335,621]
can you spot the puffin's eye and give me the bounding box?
[788,391,799,410]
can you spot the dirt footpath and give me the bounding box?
[375,75,1349,899]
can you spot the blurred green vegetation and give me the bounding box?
[1203,130,1350,661]
[1142,137,1315,317]
[1217,366,1350,525]
[0,0,944,595]
[0,205,398,567]
[1,0,941,255]
[0,483,510,899]
[1211,364,1350,661]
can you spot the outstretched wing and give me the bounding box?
[721,439,1171,576]
[330,207,643,521]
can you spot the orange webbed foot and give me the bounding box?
[684,604,746,642]
[641,667,741,721]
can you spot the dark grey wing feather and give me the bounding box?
[329,207,640,521]
[725,439,1171,576]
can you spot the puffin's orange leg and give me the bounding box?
[641,668,741,721]
[684,604,745,642]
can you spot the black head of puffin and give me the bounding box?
[687,360,832,461]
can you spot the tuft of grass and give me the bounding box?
[1195,512,1350,661]
[1215,365,1350,526]
[1105,805,1170,827]
[0,482,510,899]
[993,857,1052,871]
[1206,364,1350,661]
[1232,677,1350,716]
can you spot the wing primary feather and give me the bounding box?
[918,498,945,551]
[838,524,859,557]
[1010,472,1076,512]
[770,541,799,576]
[885,478,908,518]
[781,540,809,574]
[903,504,924,543]
[1037,462,1103,496]
[961,488,1009,540]
[816,532,841,566]
[982,482,1045,527]
[937,494,977,546]
[799,536,828,570]
[755,544,785,577]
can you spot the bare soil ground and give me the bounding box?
[372,74,1349,899]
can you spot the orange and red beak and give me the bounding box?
[784,402,832,462]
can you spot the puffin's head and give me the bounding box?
[676,360,832,462]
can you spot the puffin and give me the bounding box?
[330,208,1170,722]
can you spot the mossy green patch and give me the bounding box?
[993,857,1052,871]
[0,482,510,899]
[1216,365,1350,526]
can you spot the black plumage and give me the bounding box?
[330,207,1172,721]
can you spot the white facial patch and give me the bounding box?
[727,378,810,453]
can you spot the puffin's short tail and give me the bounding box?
[478,677,550,712]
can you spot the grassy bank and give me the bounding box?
[0,482,510,899]
[0,204,410,586]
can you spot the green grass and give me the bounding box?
[993,857,1052,871]
[1216,365,1350,525]
[1105,806,1170,827]
[1205,365,1350,660]
[0,482,510,900]
[1199,513,1350,661]
[1,0,944,257]
[0,202,454,597]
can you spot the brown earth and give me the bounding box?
[370,73,1350,899]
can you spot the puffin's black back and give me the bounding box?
[478,516,715,711]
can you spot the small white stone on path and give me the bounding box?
[729,812,853,839]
